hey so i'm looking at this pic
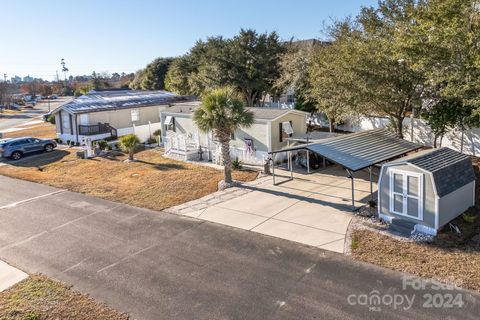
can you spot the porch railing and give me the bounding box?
[78,123,117,137]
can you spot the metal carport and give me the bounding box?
[268,129,423,210]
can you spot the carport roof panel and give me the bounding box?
[272,129,422,171]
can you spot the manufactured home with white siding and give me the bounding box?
[160,102,308,164]
[51,90,194,144]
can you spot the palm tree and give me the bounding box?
[194,88,254,185]
[119,133,140,161]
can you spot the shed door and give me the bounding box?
[389,170,423,220]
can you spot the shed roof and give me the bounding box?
[269,129,422,171]
[390,147,475,197]
[55,90,195,114]
[161,103,308,121]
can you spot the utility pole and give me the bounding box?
[3,73,6,83]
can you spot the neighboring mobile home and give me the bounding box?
[378,147,476,235]
[51,90,194,144]
[159,102,309,164]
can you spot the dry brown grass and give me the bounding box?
[0,109,24,114]
[351,229,480,291]
[4,122,56,139]
[0,149,258,211]
[0,274,129,320]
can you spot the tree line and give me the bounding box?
[131,0,480,144]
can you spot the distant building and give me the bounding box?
[263,39,330,109]
[23,75,34,82]
[10,76,21,83]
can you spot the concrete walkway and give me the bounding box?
[0,260,28,292]
[166,166,377,253]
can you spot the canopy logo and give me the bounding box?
[347,275,465,312]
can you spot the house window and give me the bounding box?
[164,115,176,132]
[287,94,295,103]
[389,169,423,220]
[131,109,140,122]
[279,121,293,142]
[62,114,70,129]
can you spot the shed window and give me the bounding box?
[131,109,140,122]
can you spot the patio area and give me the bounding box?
[165,165,378,253]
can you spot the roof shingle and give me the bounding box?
[397,147,475,197]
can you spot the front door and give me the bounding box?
[390,170,423,220]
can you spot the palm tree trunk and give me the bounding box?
[129,148,134,161]
[219,138,233,184]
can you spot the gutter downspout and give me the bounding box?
[75,114,79,144]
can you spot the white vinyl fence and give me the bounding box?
[338,116,480,156]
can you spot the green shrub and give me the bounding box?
[47,114,56,124]
[232,159,242,170]
[119,133,140,161]
[153,129,161,136]
[95,140,108,150]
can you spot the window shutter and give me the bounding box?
[59,111,63,134]
[279,123,283,142]
[69,114,73,134]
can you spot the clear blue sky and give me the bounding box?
[1,0,378,80]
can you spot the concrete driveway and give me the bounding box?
[166,166,377,253]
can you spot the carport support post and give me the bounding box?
[272,157,276,185]
[290,151,293,179]
[346,169,355,211]
[306,149,310,174]
[369,166,373,201]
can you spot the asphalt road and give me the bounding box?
[0,175,478,319]
[0,98,66,131]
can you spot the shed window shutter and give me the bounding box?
[279,123,283,142]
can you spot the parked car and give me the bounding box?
[0,137,57,160]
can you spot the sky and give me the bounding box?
[0,0,378,81]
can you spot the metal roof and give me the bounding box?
[270,129,422,171]
[161,103,307,121]
[56,90,195,114]
[391,147,475,197]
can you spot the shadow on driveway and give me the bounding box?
[1,150,70,168]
